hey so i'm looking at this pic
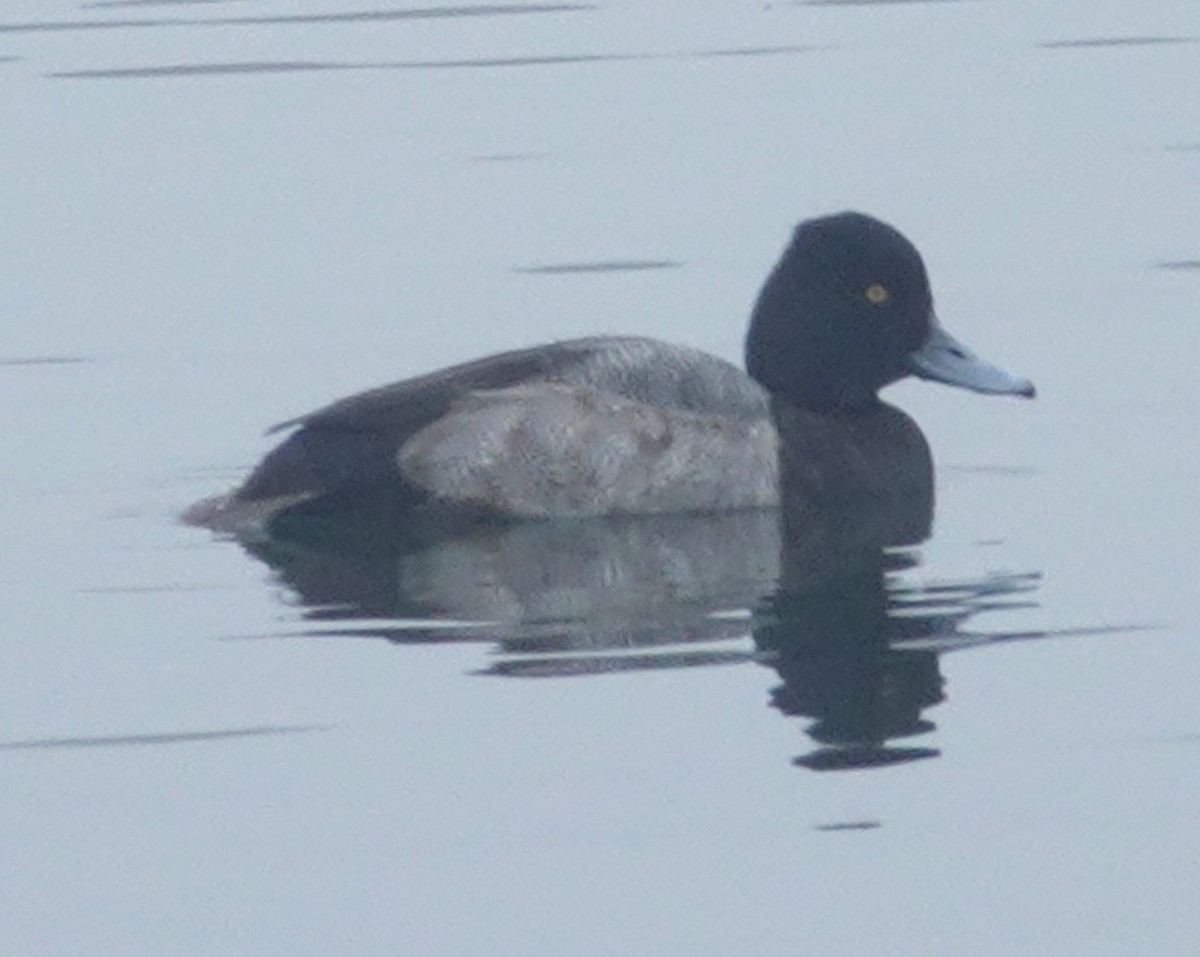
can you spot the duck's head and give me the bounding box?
[746,212,1034,411]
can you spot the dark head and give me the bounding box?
[746,212,1034,411]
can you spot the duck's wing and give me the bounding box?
[266,340,580,437]
[398,383,778,518]
[236,340,600,504]
[235,336,768,508]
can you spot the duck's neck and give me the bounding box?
[745,336,887,413]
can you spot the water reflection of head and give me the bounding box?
[754,476,942,772]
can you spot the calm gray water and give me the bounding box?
[3,1,1200,954]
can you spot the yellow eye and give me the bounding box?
[864,283,890,306]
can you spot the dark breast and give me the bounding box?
[770,398,933,506]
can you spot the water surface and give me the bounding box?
[3,1,1199,954]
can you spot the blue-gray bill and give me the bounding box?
[906,318,1036,398]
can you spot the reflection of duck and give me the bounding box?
[230,460,1044,773]
[755,484,945,771]
[756,483,1046,772]
[759,558,1049,772]
[241,509,782,653]
[188,212,1032,531]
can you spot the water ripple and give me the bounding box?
[0,355,90,366]
[2,3,592,34]
[0,724,327,751]
[515,260,684,275]
[1040,36,1197,49]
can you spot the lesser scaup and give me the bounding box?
[190,212,1033,527]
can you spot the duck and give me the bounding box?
[189,211,1033,530]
